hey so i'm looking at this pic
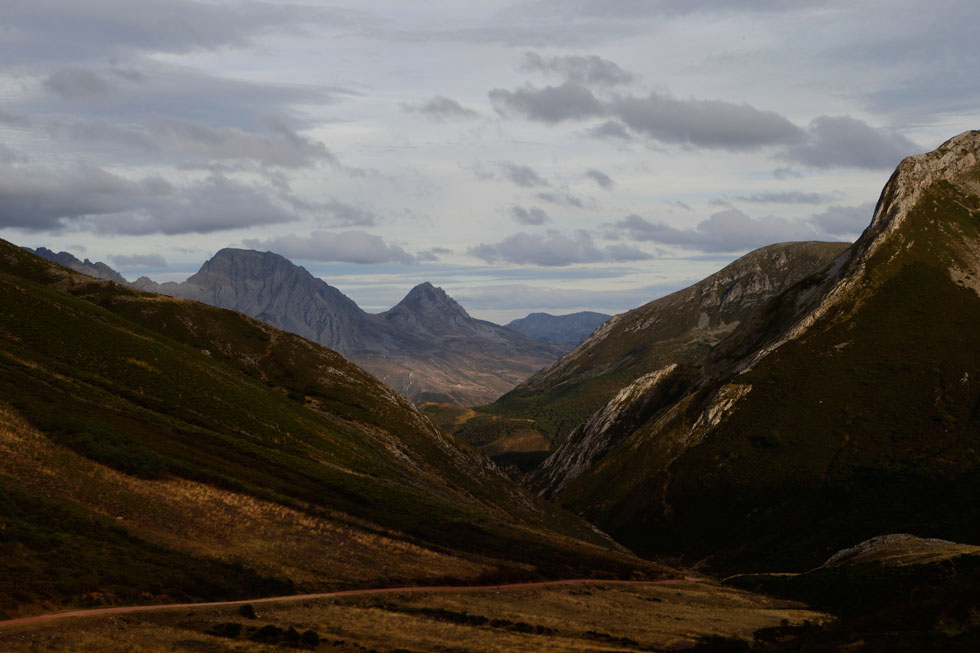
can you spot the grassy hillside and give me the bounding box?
[0,240,670,619]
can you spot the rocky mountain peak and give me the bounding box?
[380,282,475,338]
[189,248,301,284]
[398,282,471,319]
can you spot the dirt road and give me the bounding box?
[0,577,701,629]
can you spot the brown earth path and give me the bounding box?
[0,577,702,629]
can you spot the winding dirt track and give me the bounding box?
[0,577,701,629]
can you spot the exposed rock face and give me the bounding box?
[27,247,129,285]
[135,251,565,406]
[134,248,391,355]
[506,312,612,346]
[544,131,980,572]
[524,241,851,395]
[529,364,679,497]
[380,282,494,341]
[458,241,849,459]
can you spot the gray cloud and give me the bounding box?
[810,202,875,236]
[416,246,453,262]
[585,168,614,190]
[573,0,813,18]
[489,82,604,122]
[243,230,416,264]
[535,191,585,208]
[88,174,297,235]
[401,95,479,120]
[0,164,296,235]
[317,200,379,227]
[498,161,550,187]
[28,64,347,132]
[492,79,918,165]
[608,92,804,150]
[614,209,819,252]
[786,115,920,169]
[0,144,29,164]
[43,67,115,98]
[735,191,835,204]
[110,253,168,268]
[0,107,33,128]
[587,120,632,140]
[773,167,803,179]
[46,112,339,171]
[492,82,802,150]
[510,205,550,225]
[521,52,635,86]
[155,117,334,168]
[1,0,372,67]
[0,164,171,231]
[469,230,651,266]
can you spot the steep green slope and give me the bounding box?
[0,242,670,619]
[457,242,849,462]
[551,131,980,572]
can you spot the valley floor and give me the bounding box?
[0,579,825,652]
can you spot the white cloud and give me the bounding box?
[243,230,417,264]
[469,230,652,266]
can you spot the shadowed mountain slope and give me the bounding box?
[505,311,612,346]
[456,242,848,465]
[133,253,565,406]
[542,131,980,573]
[28,247,128,284]
[0,241,671,619]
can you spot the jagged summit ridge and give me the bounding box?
[381,281,473,337]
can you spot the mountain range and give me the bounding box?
[6,131,980,650]
[27,247,569,406]
[530,130,980,573]
[454,241,850,466]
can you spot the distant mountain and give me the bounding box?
[506,311,612,346]
[134,251,566,406]
[133,248,403,355]
[536,131,980,573]
[455,241,849,464]
[27,246,128,284]
[0,240,668,617]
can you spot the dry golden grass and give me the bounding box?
[0,403,492,591]
[482,429,549,456]
[0,581,828,652]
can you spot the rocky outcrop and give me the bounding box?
[528,364,680,497]
[27,247,129,285]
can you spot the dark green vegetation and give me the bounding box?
[458,241,850,460]
[0,240,669,619]
[549,131,980,574]
[728,554,980,651]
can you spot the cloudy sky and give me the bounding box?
[1,1,976,322]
